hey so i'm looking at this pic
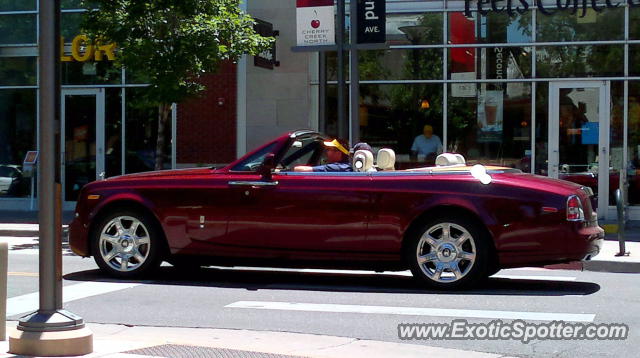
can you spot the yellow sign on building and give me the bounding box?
[60,35,116,62]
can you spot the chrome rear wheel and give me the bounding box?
[407,216,491,289]
[415,222,477,283]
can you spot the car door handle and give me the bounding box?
[228,181,279,188]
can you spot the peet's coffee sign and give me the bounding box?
[465,0,639,18]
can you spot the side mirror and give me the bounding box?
[260,153,275,180]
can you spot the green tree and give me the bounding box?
[81,0,272,169]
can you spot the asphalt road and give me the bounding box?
[5,238,640,358]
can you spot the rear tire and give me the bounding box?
[405,215,491,290]
[91,210,164,278]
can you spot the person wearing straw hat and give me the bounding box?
[294,138,352,172]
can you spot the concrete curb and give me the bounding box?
[583,260,640,274]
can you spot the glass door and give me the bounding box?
[548,81,611,218]
[61,89,105,202]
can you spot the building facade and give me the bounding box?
[1,0,639,221]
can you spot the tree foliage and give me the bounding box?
[81,0,273,169]
[82,0,272,105]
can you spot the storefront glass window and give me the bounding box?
[125,88,172,173]
[609,82,625,206]
[536,7,624,42]
[631,10,640,40]
[359,83,443,168]
[0,57,36,86]
[105,89,123,178]
[628,82,640,206]
[0,0,35,11]
[324,85,348,137]
[325,52,350,82]
[61,0,97,9]
[0,14,36,44]
[447,82,532,170]
[448,46,532,80]
[0,89,36,198]
[533,82,548,175]
[631,46,640,77]
[536,45,624,78]
[387,12,443,45]
[61,12,83,40]
[448,11,532,45]
[62,61,121,85]
[360,49,442,81]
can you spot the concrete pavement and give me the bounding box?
[0,322,507,358]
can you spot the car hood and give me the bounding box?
[105,167,216,181]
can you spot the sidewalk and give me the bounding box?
[0,322,503,358]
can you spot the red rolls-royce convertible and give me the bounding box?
[69,130,604,289]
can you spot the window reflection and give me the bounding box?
[387,12,443,45]
[536,45,624,78]
[447,83,532,170]
[448,11,532,44]
[359,49,442,81]
[0,89,36,198]
[358,84,443,168]
[0,57,37,86]
[628,83,640,205]
[0,0,35,11]
[536,7,624,42]
[0,14,36,45]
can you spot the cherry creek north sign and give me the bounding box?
[465,0,639,17]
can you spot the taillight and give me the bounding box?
[566,195,584,221]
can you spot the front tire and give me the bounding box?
[91,210,164,278]
[405,216,491,290]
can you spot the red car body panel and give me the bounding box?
[69,131,604,270]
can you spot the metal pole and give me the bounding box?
[336,0,346,139]
[16,0,85,333]
[616,188,630,257]
[319,52,327,132]
[349,0,359,145]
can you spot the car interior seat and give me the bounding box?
[353,150,375,172]
[435,153,466,167]
[376,148,396,171]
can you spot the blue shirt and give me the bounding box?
[411,135,443,156]
[311,162,352,172]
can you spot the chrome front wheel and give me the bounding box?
[98,216,151,272]
[92,211,163,277]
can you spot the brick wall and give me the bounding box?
[177,61,237,165]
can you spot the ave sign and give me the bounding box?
[357,0,386,44]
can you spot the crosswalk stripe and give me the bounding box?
[226,301,595,322]
[8,271,38,277]
[7,281,140,317]
[492,274,576,281]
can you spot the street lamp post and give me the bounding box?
[9,0,93,355]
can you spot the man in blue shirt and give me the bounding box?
[411,125,443,160]
[294,139,351,172]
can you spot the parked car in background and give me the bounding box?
[0,165,25,197]
[69,130,603,289]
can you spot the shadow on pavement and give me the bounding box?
[63,266,601,296]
